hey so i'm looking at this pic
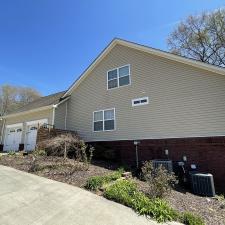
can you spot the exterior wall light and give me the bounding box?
[183,155,187,162]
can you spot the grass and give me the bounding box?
[85,168,124,191]
[181,212,205,225]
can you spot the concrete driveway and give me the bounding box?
[0,165,181,225]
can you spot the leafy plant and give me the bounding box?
[141,161,177,198]
[181,212,205,225]
[104,179,178,223]
[85,169,124,191]
[7,151,16,156]
[33,149,47,156]
[85,176,105,191]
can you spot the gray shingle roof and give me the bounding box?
[8,91,65,115]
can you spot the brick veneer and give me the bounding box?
[89,136,225,193]
[37,127,77,144]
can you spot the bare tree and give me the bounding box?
[0,84,41,116]
[167,9,225,67]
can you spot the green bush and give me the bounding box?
[104,179,178,223]
[85,168,124,191]
[85,176,105,191]
[33,149,47,156]
[104,179,137,206]
[181,212,205,225]
[141,161,177,198]
[7,151,16,156]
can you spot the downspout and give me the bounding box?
[64,101,68,130]
[52,105,57,128]
[0,118,6,144]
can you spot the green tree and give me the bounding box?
[167,9,225,67]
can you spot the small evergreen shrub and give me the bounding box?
[181,212,205,225]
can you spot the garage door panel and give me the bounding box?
[4,126,23,152]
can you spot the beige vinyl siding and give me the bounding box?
[66,44,225,141]
[4,109,53,143]
[55,101,68,129]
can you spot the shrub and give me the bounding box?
[7,151,16,156]
[38,133,94,170]
[181,212,205,225]
[141,161,177,198]
[104,179,137,206]
[85,169,124,191]
[104,179,178,223]
[85,176,105,191]
[33,149,47,156]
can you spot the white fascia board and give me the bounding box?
[26,118,48,126]
[2,105,53,119]
[6,123,23,128]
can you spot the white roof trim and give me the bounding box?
[6,123,23,128]
[26,118,48,126]
[54,96,70,108]
[1,105,53,119]
[62,38,225,98]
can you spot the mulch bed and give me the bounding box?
[0,154,224,225]
[137,179,225,225]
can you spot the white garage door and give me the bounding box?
[4,124,23,152]
[25,119,48,151]
[25,125,38,151]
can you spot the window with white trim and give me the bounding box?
[132,97,149,107]
[93,109,115,131]
[107,65,130,89]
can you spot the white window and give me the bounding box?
[93,108,115,131]
[132,97,149,107]
[107,65,130,90]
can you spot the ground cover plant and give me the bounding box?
[0,154,224,224]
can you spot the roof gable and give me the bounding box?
[63,38,225,97]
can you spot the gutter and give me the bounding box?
[51,96,70,127]
[2,96,71,120]
[2,105,53,119]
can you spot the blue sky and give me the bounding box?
[0,0,224,95]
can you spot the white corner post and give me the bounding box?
[52,105,57,127]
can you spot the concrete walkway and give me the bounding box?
[0,165,181,225]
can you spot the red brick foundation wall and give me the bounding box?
[89,136,225,193]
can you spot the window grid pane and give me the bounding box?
[119,75,130,86]
[108,69,118,80]
[104,120,114,131]
[94,111,103,121]
[104,109,114,120]
[108,79,118,89]
[119,66,129,78]
[94,121,103,131]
